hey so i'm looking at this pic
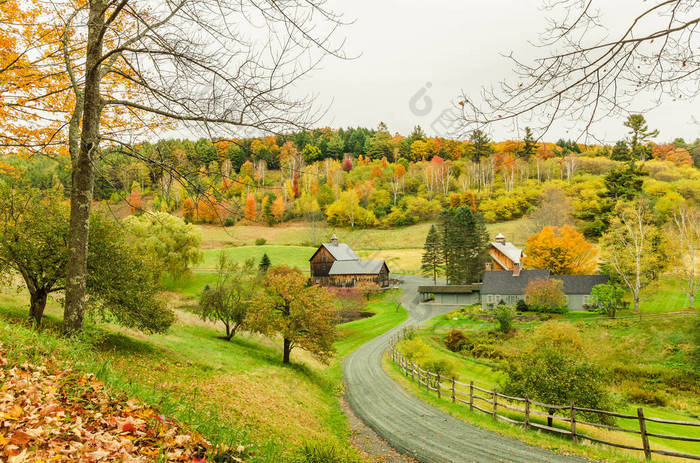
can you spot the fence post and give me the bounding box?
[637,408,651,461]
[524,395,530,431]
[451,377,456,404]
[411,361,415,382]
[570,401,577,445]
[426,369,429,392]
[469,381,474,411]
[493,387,498,420]
[436,372,441,399]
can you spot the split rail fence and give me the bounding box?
[388,342,700,461]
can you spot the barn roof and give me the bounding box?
[328,260,386,275]
[553,275,610,294]
[490,241,524,264]
[319,243,360,261]
[481,270,551,295]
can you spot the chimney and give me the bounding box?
[495,233,506,245]
[512,262,521,277]
[330,234,339,246]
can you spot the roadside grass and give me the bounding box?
[0,289,407,462]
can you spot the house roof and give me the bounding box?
[490,241,524,264]
[328,260,387,275]
[553,275,610,294]
[481,270,550,295]
[320,243,360,261]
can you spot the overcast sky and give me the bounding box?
[297,0,699,143]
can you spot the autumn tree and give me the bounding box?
[325,190,376,228]
[669,205,700,308]
[123,212,203,281]
[421,224,443,284]
[2,0,347,334]
[244,195,257,221]
[524,278,567,313]
[200,254,259,341]
[523,225,597,275]
[528,187,571,232]
[601,199,666,313]
[248,266,337,364]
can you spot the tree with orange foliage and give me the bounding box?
[128,187,143,215]
[271,196,286,221]
[182,198,196,223]
[523,225,597,275]
[370,164,383,179]
[244,195,257,221]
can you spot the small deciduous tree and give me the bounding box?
[524,278,567,313]
[421,224,443,284]
[669,205,700,308]
[494,305,514,333]
[248,266,337,364]
[523,225,597,275]
[504,322,612,426]
[589,284,625,318]
[200,254,259,341]
[601,199,665,313]
[124,212,203,281]
[244,195,257,221]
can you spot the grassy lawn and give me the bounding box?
[638,278,692,313]
[0,289,407,462]
[197,245,316,270]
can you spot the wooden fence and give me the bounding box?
[388,341,700,461]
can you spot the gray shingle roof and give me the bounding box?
[481,270,550,295]
[321,243,360,261]
[328,260,386,275]
[553,275,610,294]
[481,270,609,295]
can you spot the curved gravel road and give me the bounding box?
[343,275,590,463]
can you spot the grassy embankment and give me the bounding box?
[0,288,407,462]
[387,279,699,462]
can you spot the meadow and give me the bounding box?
[0,288,407,462]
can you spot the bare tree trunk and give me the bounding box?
[64,2,105,335]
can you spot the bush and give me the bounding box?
[494,305,514,333]
[515,299,529,312]
[224,217,235,227]
[444,329,468,352]
[422,355,457,379]
[625,386,668,406]
[254,238,267,246]
[398,337,430,361]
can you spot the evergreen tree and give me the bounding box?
[604,165,647,200]
[518,127,538,160]
[468,129,494,164]
[624,114,658,162]
[421,224,443,284]
[259,253,271,272]
[610,140,632,162]
[440,207,490,285]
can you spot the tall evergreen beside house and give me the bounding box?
[421,224,443,284]
[439,207,490,285]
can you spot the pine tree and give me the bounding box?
[440,207,490,285]
[259,253,271,272]
[421,224,443,284]
[518,127,538,160]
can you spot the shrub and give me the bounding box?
[422,355,457,380]
[398,338,430,362]
[524,278,568,314]
[223,217,235,227]
[515,299,529,312]
[254,238,267,246]
[625,386,668,406]
[494,305,514,333]
[444,329,468,352]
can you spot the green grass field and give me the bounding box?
[198,245,316,270]
[0,289,407,462]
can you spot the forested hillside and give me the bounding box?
[7,117,700,241]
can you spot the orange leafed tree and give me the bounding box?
[244,195,257,221]
[270,196,286,220]
[523,225,597,275]
[128,188,143,214]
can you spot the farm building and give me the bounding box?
[481,269,609,311]
[309,235,390,287]
[486,233,525,271]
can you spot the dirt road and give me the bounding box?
[343,275,590,463]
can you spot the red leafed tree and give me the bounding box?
[129,188,143,215]
[244,195,257,221]
[248,266,337,364]
[292,172,300,197]
[342,158,353,172]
